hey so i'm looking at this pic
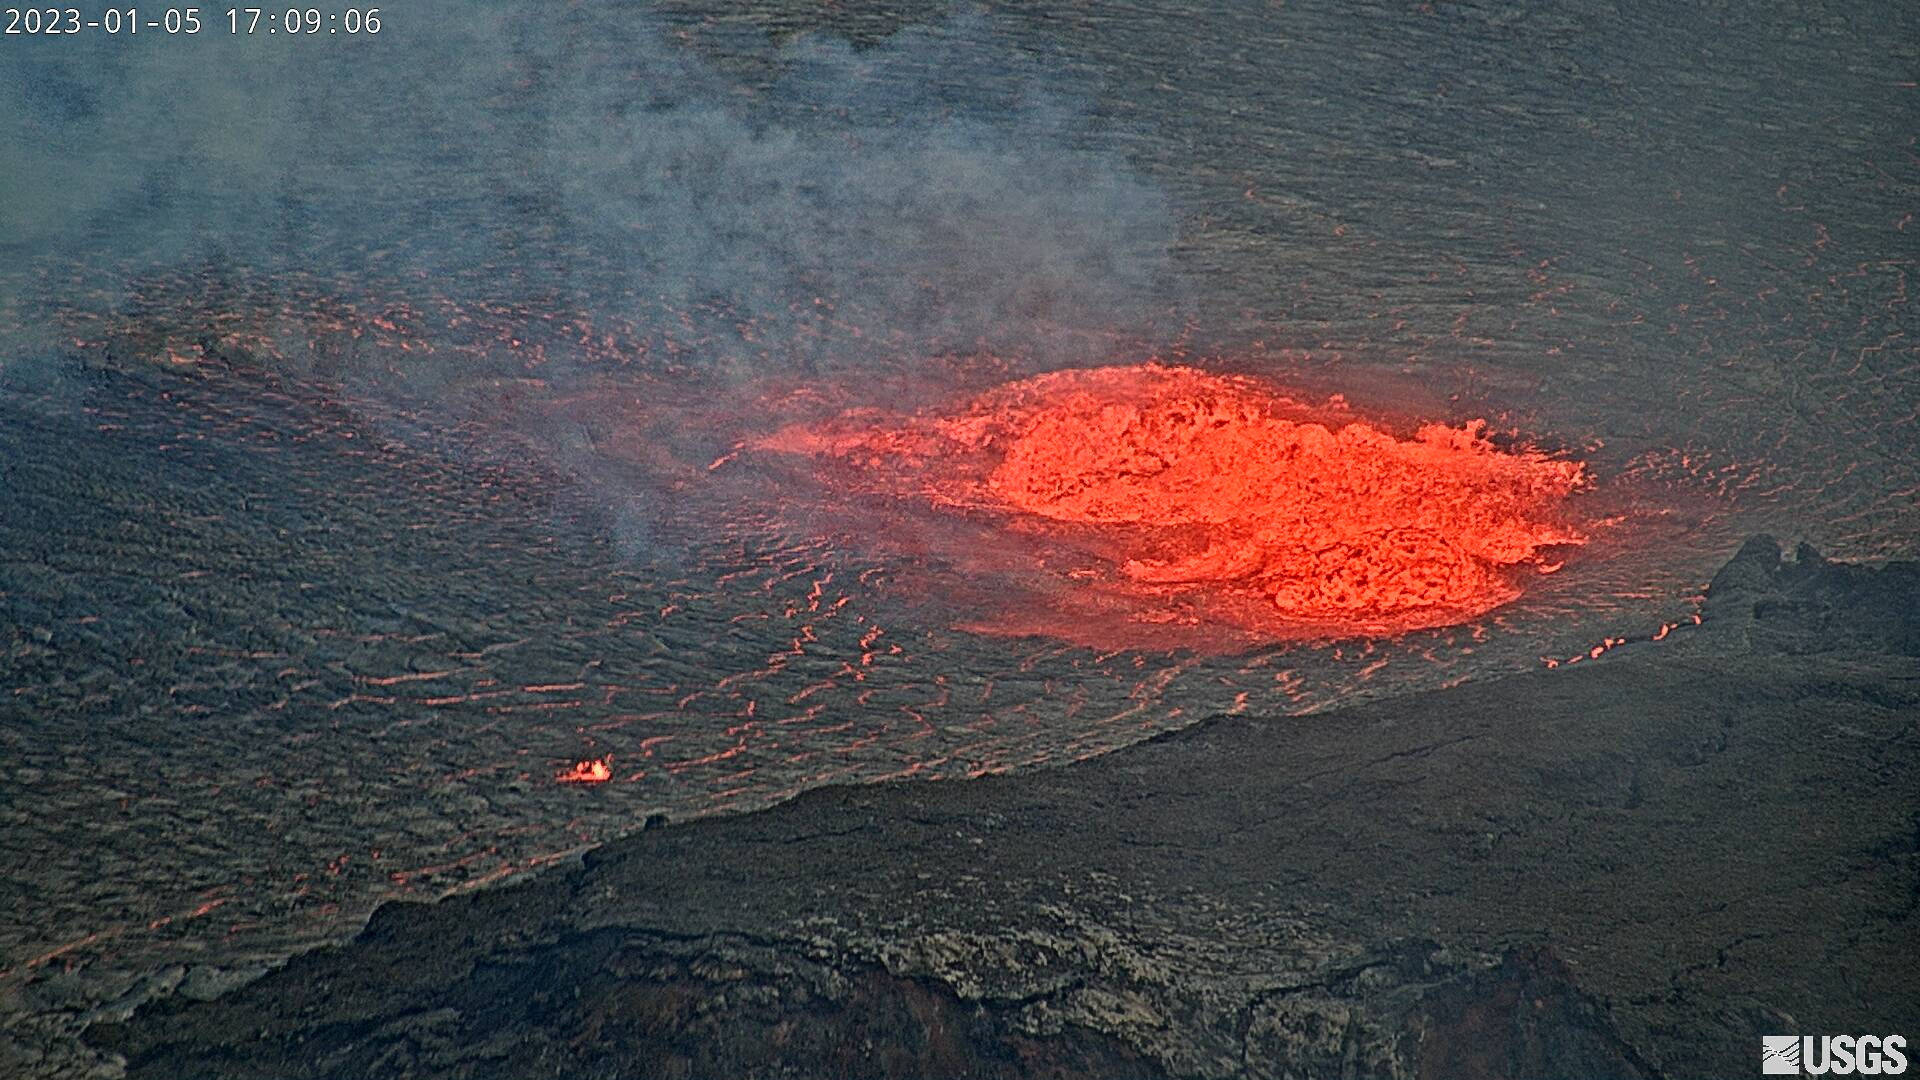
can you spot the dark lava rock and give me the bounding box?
[1413,949,1656,1080]
[1706,535,1920,656]
[87,541,1920,1077]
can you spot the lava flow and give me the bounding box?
[556,756,613,784]
[753,363,1590,645]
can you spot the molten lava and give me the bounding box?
[757,364,1589,641]
[556,756,612,784]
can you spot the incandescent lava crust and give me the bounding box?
[756,363,1591,641]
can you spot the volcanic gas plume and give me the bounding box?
[754,364,1590,642]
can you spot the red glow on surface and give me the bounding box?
[556,756,612,784]
[754,364,1590,644]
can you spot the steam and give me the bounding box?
[2,3,1182,374]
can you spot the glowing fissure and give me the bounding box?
[760,364,1590,638]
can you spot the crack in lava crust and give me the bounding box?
[755,363,1591,646]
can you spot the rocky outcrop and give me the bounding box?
[87,542,1920,1078]
[1704,534,1920,656]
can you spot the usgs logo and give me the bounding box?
[1763,1035,1909,1076]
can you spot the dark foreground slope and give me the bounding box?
[91,538,1920,1079]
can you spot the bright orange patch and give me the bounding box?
[755,363,1590,642]
[556,756,612,784]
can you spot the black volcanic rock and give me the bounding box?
[1705,535,1920,656]
[1413,949,1657,1080]
[86,539,1920,1079]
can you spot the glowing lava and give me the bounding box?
[756,364,1589,641]
[556,756,612,784]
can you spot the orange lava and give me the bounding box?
[756,364,1589,640]
[556,756,612,784]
